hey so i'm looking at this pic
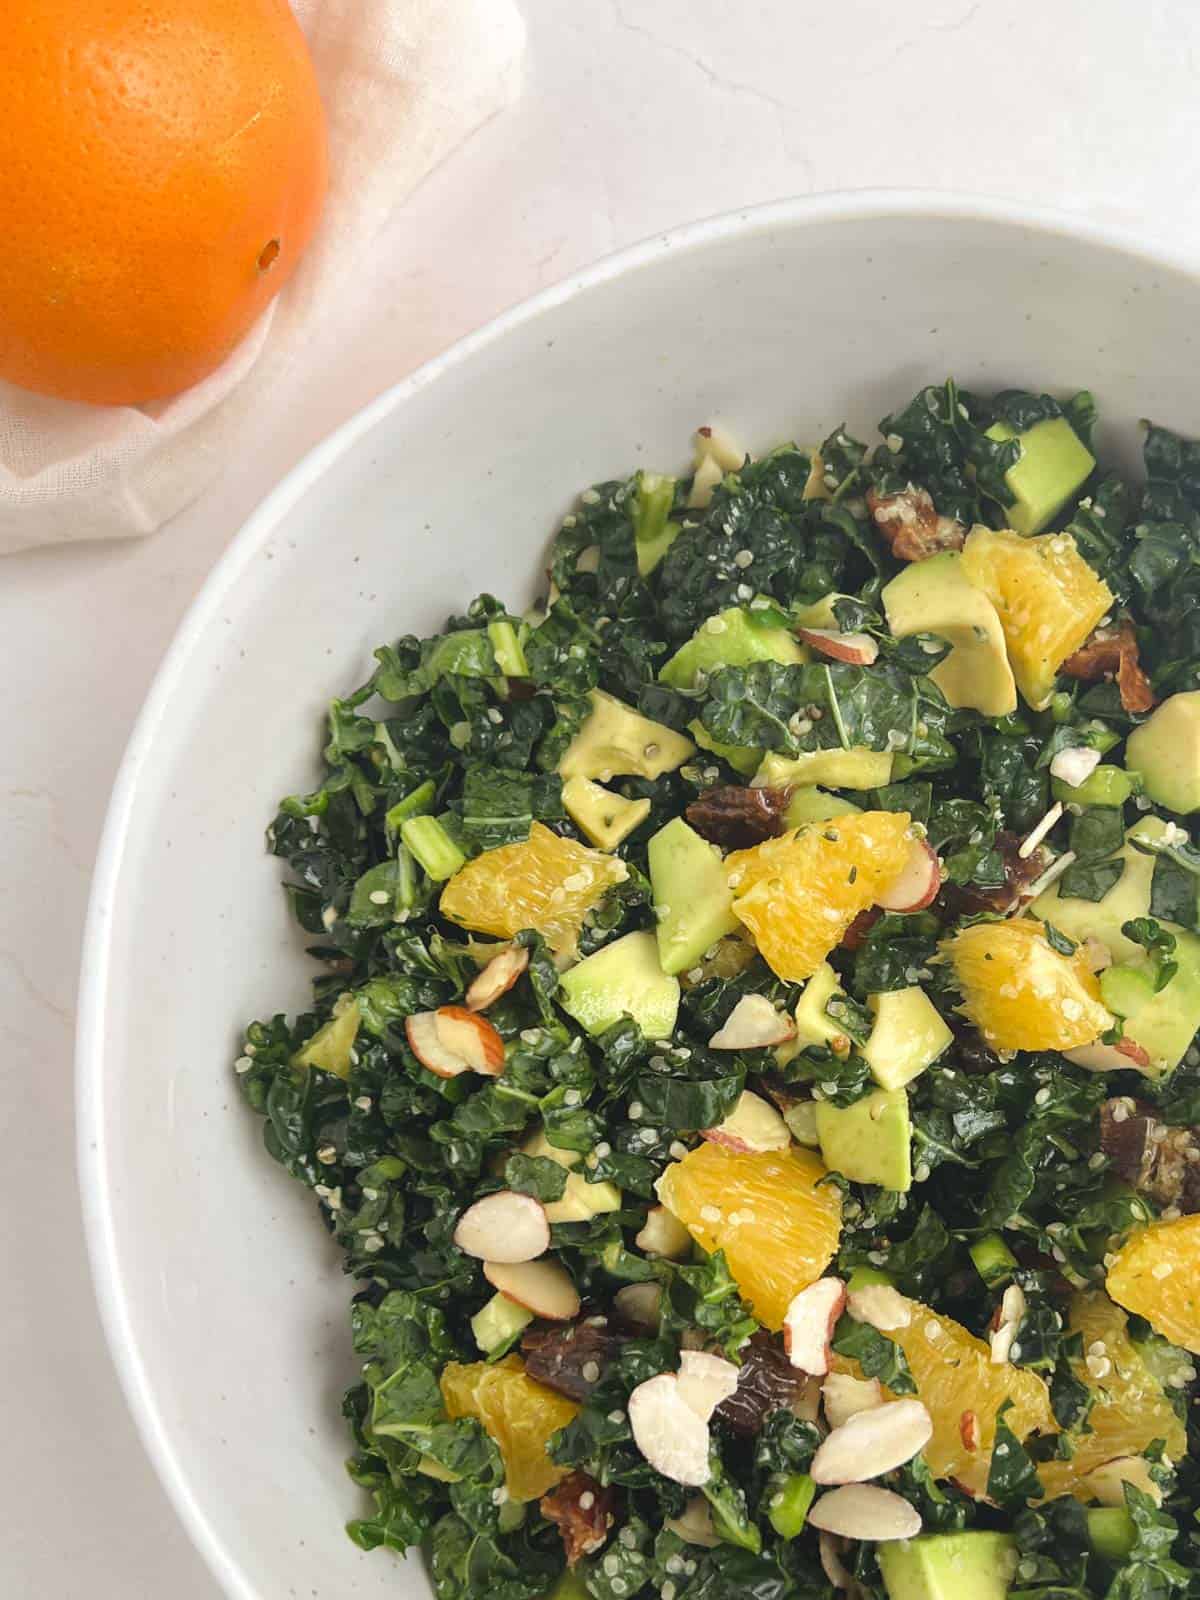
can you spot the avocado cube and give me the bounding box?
[863,987,954,1091]
[754,748,894,790]
[1033,816,1165,966]
[471,1291,534,1355]
[558,930,680,1040]
[557,690,695,783]
[816,1087,912,1192]
[660,606,807,690]
[882,551,1016,718]
[562,776,651,851]
[292,995,360,1078]
[1033,816,1200,1074]
[1099,963,1158,1018]
[1126,690,1200,815]
[877,1531,1017,1600]
[688,719,761,779]
[783,787,862,827]
[647,818,740,976]
[792,962,849,1049]
[986,416,1095,535]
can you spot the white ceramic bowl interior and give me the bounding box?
[79,194,1200,1600]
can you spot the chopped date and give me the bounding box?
[540,1471,616,1565]
[713,1331,801,1436]
[521,1318,620,1402]
[1100,1099,1200,1213]
[686,785,789,849]
[938,830,1046,918]
[1061,620,1157,715]
[840,906,882,951]
[867,485,966,563]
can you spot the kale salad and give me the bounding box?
[237,382,1200,1600]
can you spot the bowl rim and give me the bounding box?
[75,187,1200,1600]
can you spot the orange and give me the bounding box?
[725,813,913,982]
[1106,1216,1200,1354]
[1037,1291,1187,1501]
[0,0,327,405]
[831,1302,1054,1498]
[656,1143,841,1330]
[961,529,1113,709]
[945,918,1112,1052]
[440,822,629,957]
[440,1355,579,1503]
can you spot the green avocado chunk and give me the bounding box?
[882,551,1017,718]
[862,987,954,1091]
[986,415,1095,535]
[688,719,761,779]
[878,1531,1018,1600]
[558,930,679,1040]
[815,1086,912,1192]
[557,690,695,782]
[754,748,894,790]
[647,817,739,976]
[1033,816,1200,1074]
[783,787,862,826]
[1126,691,1200,814]
[292,994,360,1078]
[561,775,651,850]
[471,1291,534,1355]
[659,606,807,690]
[792,962,848,1049]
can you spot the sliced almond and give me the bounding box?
[664,1496,721,1548]
[405,1010,471,1078]
[810,1398,933,1485]
[1065,1036,1153,1073]
[466,947,530,1011]
[876,837,941,913]
[434,1005,505,1074]
[483,1257,580,1321]
[627,1373,712,1485]
[818,1532,855,1591]
[989,1282,1026,1365]
[822,1373,884,1431]
[635,1204,693,1259]
[808,1484,921,1541]
[796,627,880,667]
[709,994,796,1051]
[613,1282,662,1333]
[453,1191,549,1263]
[676,1350,739,1421]
[783,1277,846,1376]
[792,1373,824,1424]
[701,1088,792,1153]
[695,423,746,473]
[846,1284,912,1333]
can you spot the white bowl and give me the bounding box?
[78,192,1200,1599]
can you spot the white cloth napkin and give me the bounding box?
[0,0,524,555]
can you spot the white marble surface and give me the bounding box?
[5,1,1200,1593]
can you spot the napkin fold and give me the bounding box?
[0,0,525,555]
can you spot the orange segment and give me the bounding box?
[655,1143,841,1330]
[1037,1291,1188,1501]
[1106,1216,1200,1354]
[440,1355,579,1502]
[439,822,628,957]
[725,813,913,982]
[961,528,1113,709]
[831,1302,1054,1497]
[945,918,1112,1051]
